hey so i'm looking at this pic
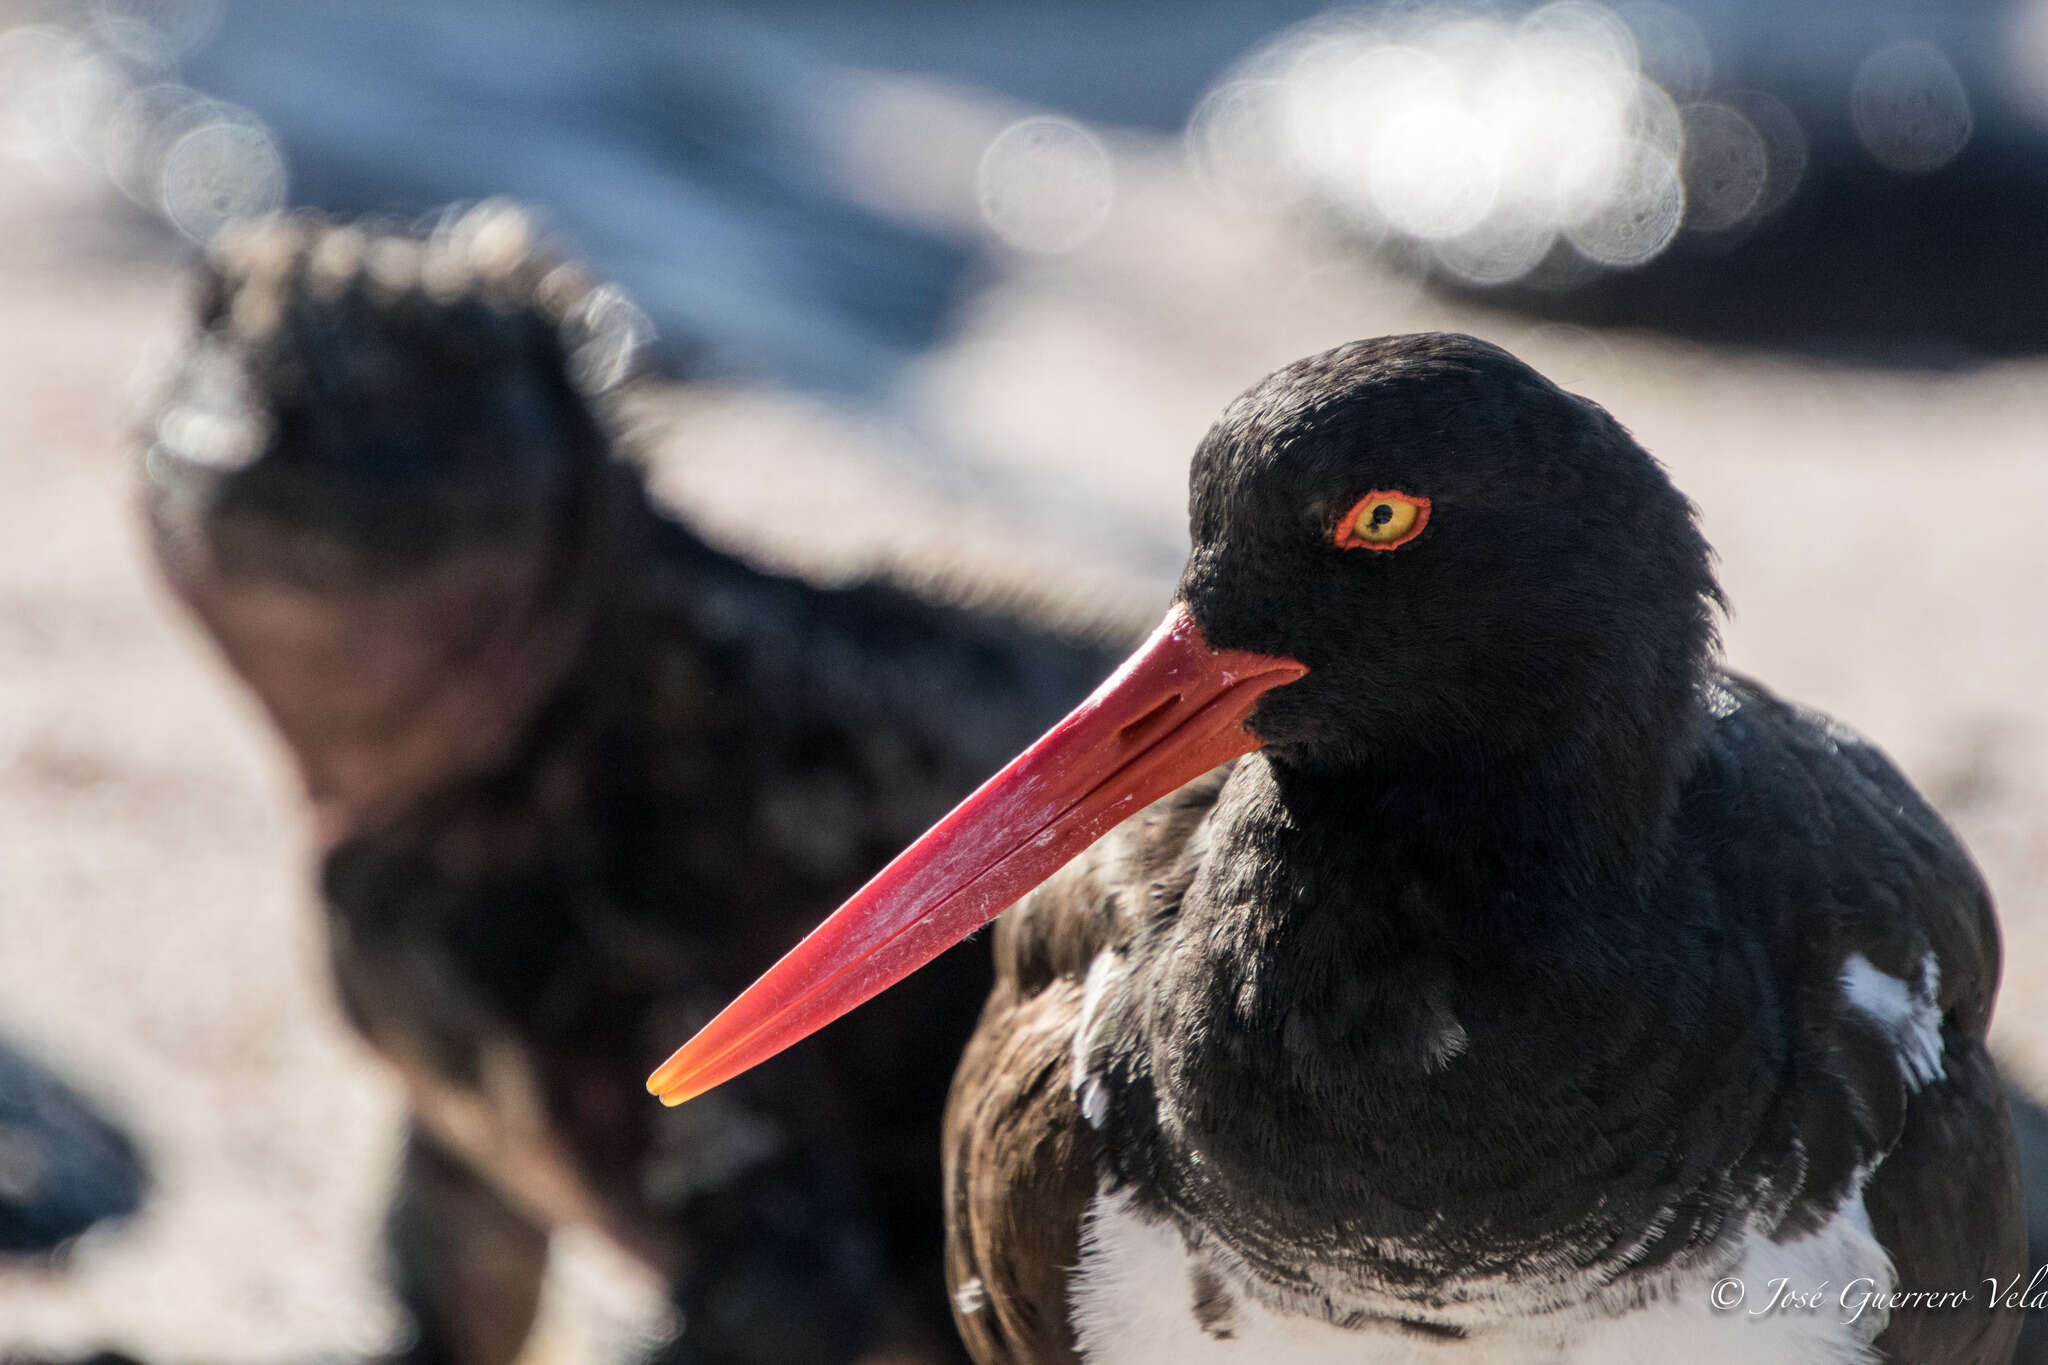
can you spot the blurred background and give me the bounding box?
[1,0,2045,1358]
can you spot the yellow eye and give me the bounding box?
[1336,490,1430,551]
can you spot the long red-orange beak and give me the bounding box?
[646,602,1306,1106]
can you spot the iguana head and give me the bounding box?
[142,205,650,837]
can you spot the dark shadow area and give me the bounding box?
[0,1037,143,1264]
[2010,1078,2048,1364]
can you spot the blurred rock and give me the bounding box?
[0,1038,143,1263]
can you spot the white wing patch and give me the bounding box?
[1839,952,1945,1091]
[1420,1015,1469,1072]
[1072,950,1120,1130]
[1068,1188,1892,1365]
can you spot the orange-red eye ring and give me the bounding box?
[1335,490,1431,551]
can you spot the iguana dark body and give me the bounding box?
[142,208,1117,1365]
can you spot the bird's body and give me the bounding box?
[950,677,2016,1364]
[650,335,2025,1365]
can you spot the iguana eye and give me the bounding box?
[1335,490,1430,550]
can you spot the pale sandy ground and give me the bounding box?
[1,131,2044,1360]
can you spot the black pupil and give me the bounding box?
[1370,502,1395,527]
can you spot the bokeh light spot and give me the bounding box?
[160,115,287,242]
[1434,206,1559,285]
[1721,87,1808,219]
[1564,141,1684,265]
[976,116,1114,255]
[1186,80,1299,214]
[102,83,209,205]
[1369,105,1501,239]
[1198,0,1759,285]
[1851,40,1972,175]
[1680,101,1767,231]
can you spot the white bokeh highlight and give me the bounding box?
[976,116,1115,254]
[1,8,284,243]
[1851,40,1973,174]
[160,115,287,242]
[1679,100,1768,231]
[1191,0,1815,286]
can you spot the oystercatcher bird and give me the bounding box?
[649,335,2027,1363]
[142,208,1116,1363]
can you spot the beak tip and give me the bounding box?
[648,1058,708,1106]
[636,606,1307,1109]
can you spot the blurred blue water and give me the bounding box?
[182,0,1322,397]
[173,0,2048,393]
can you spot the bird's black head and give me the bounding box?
[1179,334,1722,789]
[638,337,1728,1106]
